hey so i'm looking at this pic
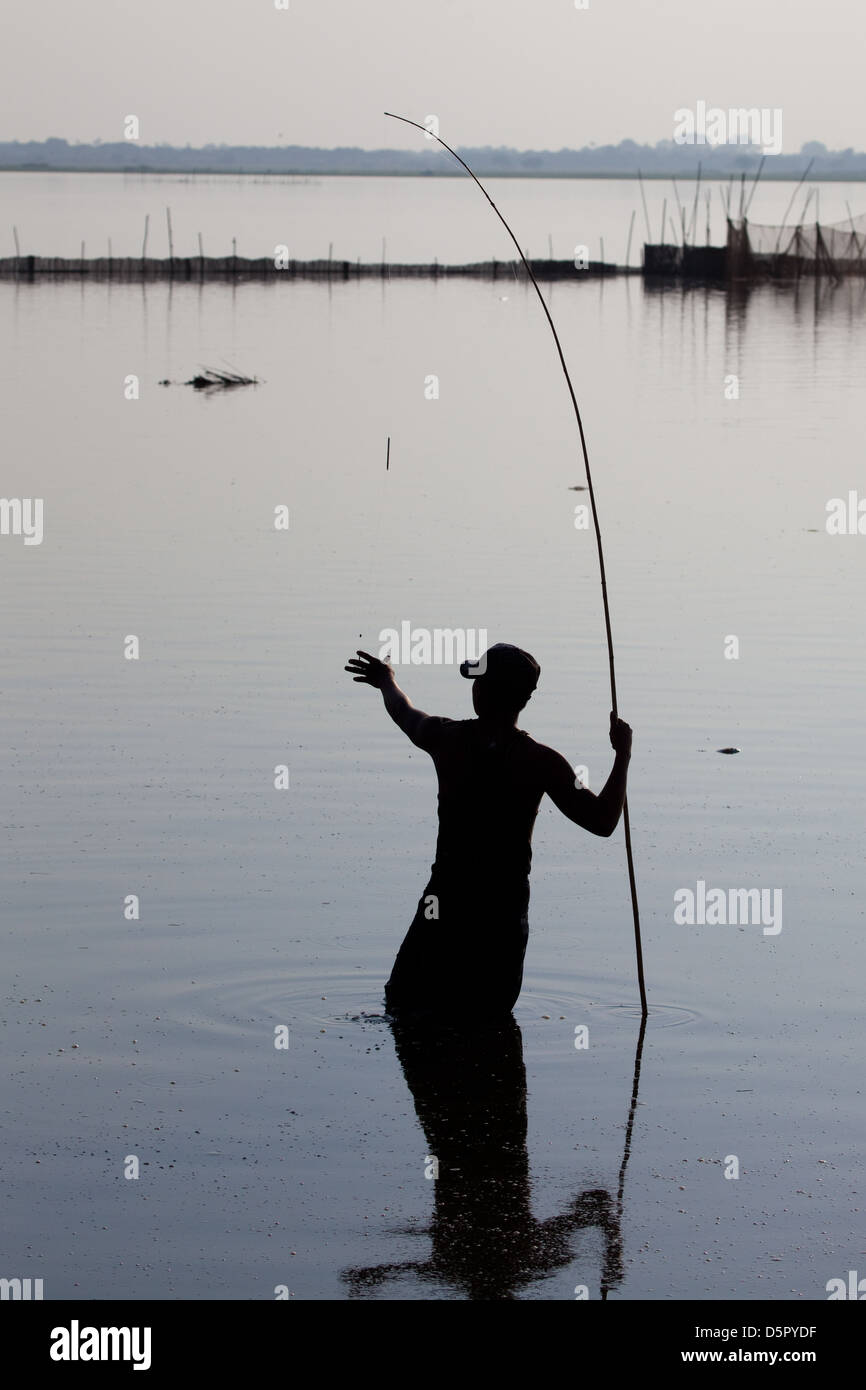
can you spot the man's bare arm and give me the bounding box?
[542,713,632,837]
[344,650,435,745]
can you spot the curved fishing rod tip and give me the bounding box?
[385,111,424,132]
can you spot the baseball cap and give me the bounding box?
[459,643,541,693]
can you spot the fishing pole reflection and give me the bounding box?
[342,1013,646,1301]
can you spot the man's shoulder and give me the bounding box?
[514,732,566,775]
[409,713,466,752]
[430,716,475,746]
[426,715,470,733]
[516,729,553,756]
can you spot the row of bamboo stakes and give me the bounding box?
[6,171,862,280]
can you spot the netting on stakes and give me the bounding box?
[728,212,866,272]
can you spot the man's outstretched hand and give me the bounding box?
[345,650,395,689]
[609,711,633,757]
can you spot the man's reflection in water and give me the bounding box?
[342,1016,629,1301]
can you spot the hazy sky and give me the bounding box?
[1,0,862,152]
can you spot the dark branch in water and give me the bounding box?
[159,367,260,390]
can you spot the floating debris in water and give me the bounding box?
[187,367,259,390]
[159,366,260,390]
[717,747,740,754]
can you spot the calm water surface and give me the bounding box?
[1,176,864,1298]
[6,170,866,262]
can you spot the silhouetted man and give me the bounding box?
[345,643,632,1020]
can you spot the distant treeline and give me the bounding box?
[2,137,866,179]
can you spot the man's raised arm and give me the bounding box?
[344,650,437,747]
[542,713,633,837]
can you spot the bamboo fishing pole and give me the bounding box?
[384,112,648,1016]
